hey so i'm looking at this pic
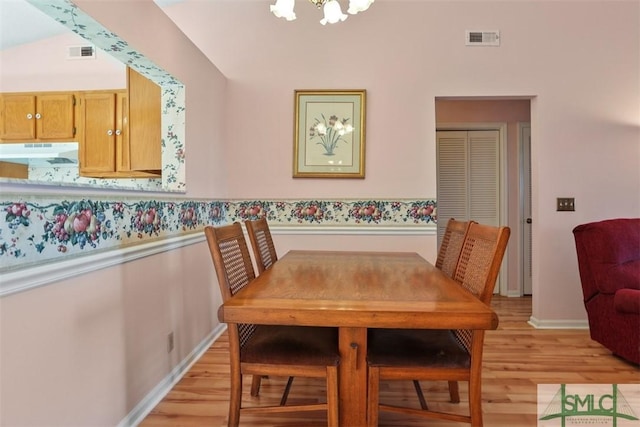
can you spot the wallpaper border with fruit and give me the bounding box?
[0,194,437,273]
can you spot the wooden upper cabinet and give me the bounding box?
[37,94,76,139]
[78,67,161,178]
[127,67,161,172]
[1,67,161,178]
[78,91,122,175]
[0,95,36,140]
[0,93,75,141]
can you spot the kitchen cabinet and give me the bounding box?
[78,67,161,178]
[78,91,127,176]
[0,93,76,141]
[127,66,162,172]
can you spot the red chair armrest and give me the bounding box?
[614,289,640,314]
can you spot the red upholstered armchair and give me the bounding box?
[573,218,640,365]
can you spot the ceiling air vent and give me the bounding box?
[67,45,96,59]
[465,30,500,47]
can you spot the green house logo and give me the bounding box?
[539,384,639,426]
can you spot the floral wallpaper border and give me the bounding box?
[27,0,186,193]
[0,195,437,272]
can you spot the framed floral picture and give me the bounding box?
[293,89,366,178]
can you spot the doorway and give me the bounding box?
[435,98,532,297]
[436,125,507,294]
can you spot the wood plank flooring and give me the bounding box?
[140,296,639,427]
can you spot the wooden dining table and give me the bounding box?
[218,250,499,426]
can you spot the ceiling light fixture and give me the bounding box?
[270,0,374,25]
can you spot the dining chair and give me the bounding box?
[245,217,278,274]
[435,218,475,278]
[244,218,281,397]
[367,222,510,427]
[204,223,340,427]
[412,218,473,407]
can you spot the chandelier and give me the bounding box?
[270,0,375,25]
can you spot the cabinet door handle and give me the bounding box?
[26,113,33,120]
[107,129,114,136]
[115,129,121,136]
[35,113,42,119]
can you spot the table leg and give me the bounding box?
[338,327,367,426]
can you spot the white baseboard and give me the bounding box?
[505,290,523,297]
[117,324,227,427]
[528,316,589,329]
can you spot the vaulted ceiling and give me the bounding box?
[0,0,183,50]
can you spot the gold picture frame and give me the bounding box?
[293,89,366,178]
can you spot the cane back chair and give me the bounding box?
[367,222,510,427]
[435,218,475,278]
[204,223,340,427]
[244,218,280,396]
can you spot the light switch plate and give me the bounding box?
[557,198,575,212]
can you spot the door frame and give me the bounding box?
[436,122,508,295]
[518,122,532,296]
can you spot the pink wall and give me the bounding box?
[164,0,639,325]
[73,0,231,199]
[0,241,217,426]
[0,33,126,92]
[1,0,639,425]
[0,1,227,425]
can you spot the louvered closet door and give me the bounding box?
[436,130,500,245]
[436,131,469,243]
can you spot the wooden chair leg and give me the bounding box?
[367,367,380,427]
[448,380,460,403]
[229,369,242,427]
[250,375,263,396]
[279,376,295,406]
[326,366,339,427]
[469,332,485,426]
[468,377,483,427]
[413,380,429,410]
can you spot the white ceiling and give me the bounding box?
[0,0,184,51]
[0,0,68,50]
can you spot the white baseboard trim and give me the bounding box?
[118,323,227,427]
[0,233,205,298]
[528,316,589,329]
[506,290,523,297]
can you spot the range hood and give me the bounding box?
[0,142,78,165]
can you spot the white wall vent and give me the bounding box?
[67,45,96,59]
[465,30,500,47]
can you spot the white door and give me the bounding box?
[436,130,469,243]
[437,129,501,233]
[436,128,505,293]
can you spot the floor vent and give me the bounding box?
[68,45,96,59]
[465,31,500,47]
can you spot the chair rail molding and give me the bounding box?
[1,195,437,289]
[0,232,204,297]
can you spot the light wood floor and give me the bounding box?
[140,296,639,427]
